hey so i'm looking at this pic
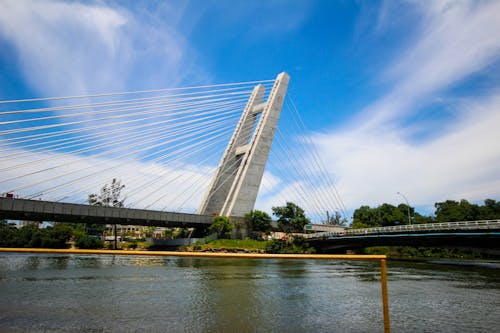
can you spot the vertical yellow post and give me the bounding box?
[380,258,390,333]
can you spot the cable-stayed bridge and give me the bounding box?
[0,72,346,228]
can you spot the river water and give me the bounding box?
[0,253,499,333]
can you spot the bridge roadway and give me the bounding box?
[0,197,213,228]
[305,220,500,252]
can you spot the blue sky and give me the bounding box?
[1,0,500,220]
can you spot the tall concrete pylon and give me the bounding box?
[198,72,290,217]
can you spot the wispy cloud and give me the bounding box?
[0,0,216,213]
[316,0,500,213]
[0,144,215,212]
[0,0,201,97]
[357,0,500,129]
[1,0,498,222]
[317,91,500,210]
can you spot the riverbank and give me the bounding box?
[0,248,386,261]
[361,245,500,259]
[183,238,267,253]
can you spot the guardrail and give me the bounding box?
[305,220,500,239]
[0,248,391,333]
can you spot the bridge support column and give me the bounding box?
[198,72,290,217]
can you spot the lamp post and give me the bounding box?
[397,191,412,225]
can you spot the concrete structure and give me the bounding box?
[0,197,213,228]
[0,73,290,235]
[305,220,500,238]
[198,72,290,217]
[305,220,500,254]
[309,231,500,254]
[103,225,149,240]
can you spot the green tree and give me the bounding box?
[434,199,480,222]
[352,205,378,228]
[0,220,19,247]
[0,222,72,249]
[479,199,500,219]
[413,213,434,224]
[395,204,414,225]
[208,216,233,239]
[41,224,73,248]
[16,224,40,247]
[272,202,310,233]
[352,203,416,228]
[245,210,272,235]
[458,199,480,221]
[383,203,413,226]
[88,178,125,207]
[87,178,125,236]
[144,226,156,238]
[378,203,398,226]
[73,230,103,249]
[435,200,462,222]
[265,236,315,254]
[352,198,500,228]
[325,211,348,226]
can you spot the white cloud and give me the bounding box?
[0,144,214,212]
[2,0,499,223]
[0,0,198,97]
[355,0,500,130]
[0,0,215,214]
[260,171,282,194]
[316,0,500,214]
[317,91,500,210]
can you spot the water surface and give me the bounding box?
[0,254,499,332]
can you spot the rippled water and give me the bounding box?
[0,254,499,332]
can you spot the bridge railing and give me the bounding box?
[305,220,500,239]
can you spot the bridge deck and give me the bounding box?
[305,220,500,239]
[305,220,500,252]
[0,197,213,227]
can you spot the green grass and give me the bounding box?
[200,238,268,250]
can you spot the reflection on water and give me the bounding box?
[0,253,499,333]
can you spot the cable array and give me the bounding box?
[0,80,273,212]
[0,78,347,224]
[259,95,348,223]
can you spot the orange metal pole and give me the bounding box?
[0,248,387,260]
[380,258,391,333]
[0,248,391,332]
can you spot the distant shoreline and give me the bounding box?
[0,247,386,261]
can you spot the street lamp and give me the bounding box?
[397,192,412,225]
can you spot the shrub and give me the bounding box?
[74,233,103,249]
[208,216,233,239]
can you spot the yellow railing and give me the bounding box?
[0,248,391,333]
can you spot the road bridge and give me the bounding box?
[305,220,500,253]
[0,197,213,228]
[0,72,346,226]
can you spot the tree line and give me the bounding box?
[207,201,311,239]
[352,199,500,228]
[244,202,315,254]
[0,221,102,249]
[1,176,498,253]
[0,179,125,249]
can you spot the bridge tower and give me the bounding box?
[198,72,290,217]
